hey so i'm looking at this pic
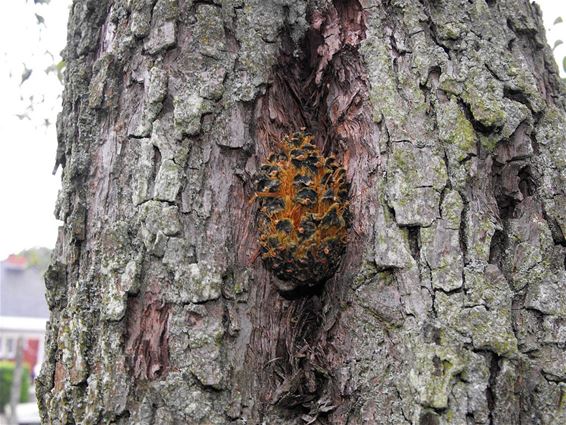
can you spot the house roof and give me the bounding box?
[4,254,28,269]
[0,259,50,319]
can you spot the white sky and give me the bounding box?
[0,1,564,260]
[0,0,70,260]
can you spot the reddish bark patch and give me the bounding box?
[53,360,66,392]
[125,280,170,380]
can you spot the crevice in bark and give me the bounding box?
[193,0,221,8]
[248,0,377,420]
[503,86,532,110]
[276,282,326,301]
[490,160,523,284]
[407,226,421,263]
[434,286,464,297]
[459,197,469,265]
[429,286,438,318]
[488,228,507,270]
[541,207,566,247]
[486,352,501,425]
[149,145,161,197]
[417,0,452,58]
[419,410,440,425]
[395,387,413,424]
[492,162,519,219]
[459,99,502,137]
[517,164,535,198]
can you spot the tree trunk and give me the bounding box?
[38,0,566,424]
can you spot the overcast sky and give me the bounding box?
[0,1,564,260]
[0,0,70,260]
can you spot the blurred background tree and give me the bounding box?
[16,247,52,273]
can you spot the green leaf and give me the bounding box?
[56,60,66,82]
[56,60,66,73]
[553,40,564,50]
[45,60,66,82]
[554,17,563,25]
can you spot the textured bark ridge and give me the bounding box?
[39,0,565,424]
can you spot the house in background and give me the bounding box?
[0,254,49,378]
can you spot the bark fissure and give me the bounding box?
[249,1,380,420]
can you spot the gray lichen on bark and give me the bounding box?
[39,0,565,424]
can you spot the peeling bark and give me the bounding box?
[39,0,566,424]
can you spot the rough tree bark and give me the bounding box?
[38,0,565,424]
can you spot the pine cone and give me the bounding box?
[254,131,349,288]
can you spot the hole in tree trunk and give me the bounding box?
[248,0,380,419]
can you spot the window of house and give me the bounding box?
[6,337,14,358]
